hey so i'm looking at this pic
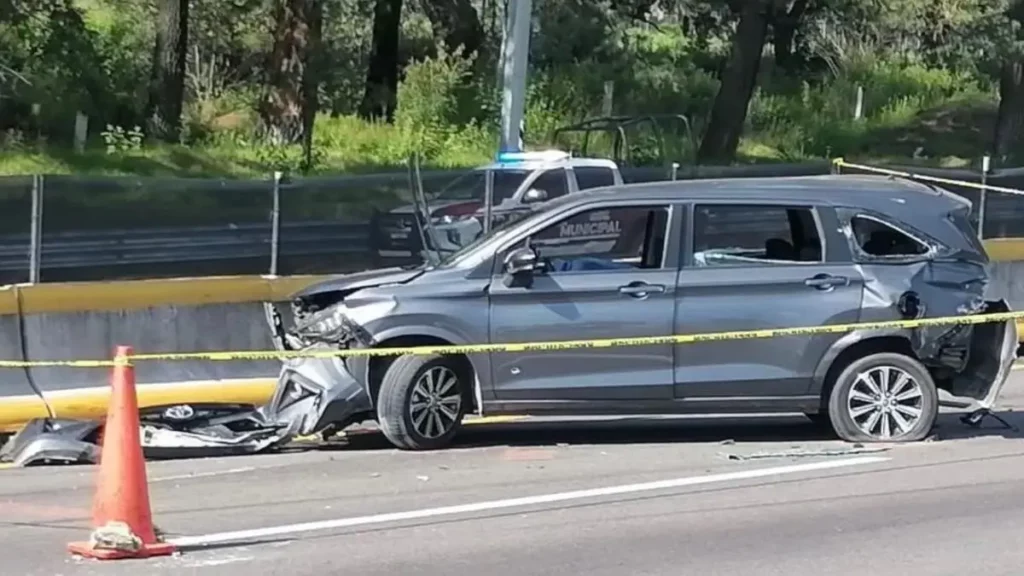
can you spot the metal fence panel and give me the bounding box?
[39,175,274,282]
[0,161,1023,284]
[0,176,34,285]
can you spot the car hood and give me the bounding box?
[291,266,425,299]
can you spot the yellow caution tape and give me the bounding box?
[832,158,1024,197]
[0,310,1019,369]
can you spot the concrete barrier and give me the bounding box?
[0,287,50,432]
[0,275,328,432]
[982,240,1024,323]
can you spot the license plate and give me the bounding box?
[390,232,409,240]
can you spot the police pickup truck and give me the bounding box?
[370,150,624,260]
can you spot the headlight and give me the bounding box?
[296,306,347,337]
[432,214,454,224]
[295,298,397,340]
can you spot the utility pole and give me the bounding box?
[498,0,531,153]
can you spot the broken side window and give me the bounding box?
[692,204,823,267]
[850,215,930,257]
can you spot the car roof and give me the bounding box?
[548,174,971,213]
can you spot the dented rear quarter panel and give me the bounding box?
[810,197,1004,400]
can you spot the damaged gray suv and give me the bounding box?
[268,174,1018,450]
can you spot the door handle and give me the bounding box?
[618,283,666,296]
[804,274,849,289]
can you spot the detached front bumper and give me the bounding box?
[260,351,372,438]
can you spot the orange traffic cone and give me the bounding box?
[67,345,176,560]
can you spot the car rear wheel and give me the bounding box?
[827,352,938,443]
[377,353,467,450]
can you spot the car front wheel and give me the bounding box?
[377,353,467,450]
[827,352,938,443]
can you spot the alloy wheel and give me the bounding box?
[846,365,924,440]
[408,366,462,439]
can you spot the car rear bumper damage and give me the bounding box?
[932,298,1018,412]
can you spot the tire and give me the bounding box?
[827,352,938,443]
[377,353,468,450]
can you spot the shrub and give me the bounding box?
[394,47,476,158]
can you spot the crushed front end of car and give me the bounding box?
[255,265,427,443]
[259,297,382,440]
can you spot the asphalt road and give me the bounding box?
[3,374,1024,575]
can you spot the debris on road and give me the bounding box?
[720,446,891,461]
[0,403,302,467]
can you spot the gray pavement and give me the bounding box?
[3,372,1024,575]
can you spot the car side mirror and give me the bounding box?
[523,188,548,203]
[504,246,538,276]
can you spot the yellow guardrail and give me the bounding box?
[0,309,1019,368]
[0,274,331,316]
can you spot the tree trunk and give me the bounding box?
[358,0,403,120]
[262,0,320,144]
[770,0,807,73]
[147,0,189,141]
[421,0,482,58]
[994,60,1024,161]
[697,0,771,164]
[300,0,323,171]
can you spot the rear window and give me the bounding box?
[573,167,617,190]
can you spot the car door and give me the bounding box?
[673,201,864,399]
[488,200,680,402]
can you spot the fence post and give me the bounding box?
[978,156,990,240]
[602,81,614,116]
[484,169,494,234]
[270,171,282,276]
[28,174,43,284]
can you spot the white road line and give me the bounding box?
[169,456,889,547]
[151,467,257,483]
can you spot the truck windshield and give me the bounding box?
[435,169,530,204]
[434,194,576,269]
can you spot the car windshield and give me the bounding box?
[434,168,531,204]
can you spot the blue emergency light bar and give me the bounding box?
[495,150,570,164]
